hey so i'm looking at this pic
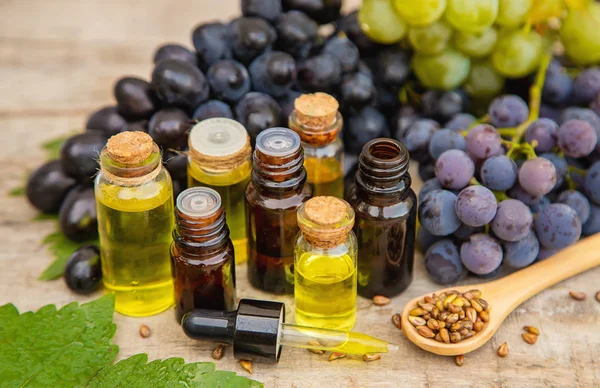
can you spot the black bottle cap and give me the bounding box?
[182,299,286,363]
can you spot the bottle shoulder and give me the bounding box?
[246,181,313,209]
[348,186,416,219]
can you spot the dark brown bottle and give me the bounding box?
[171,187,236,323]
[347,138,416,298]
[246,127,313,294]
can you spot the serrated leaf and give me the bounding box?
[39,230,99,281]
[0,295,118,388]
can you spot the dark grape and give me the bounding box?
[402,119,440,163]
[282,0,342,24]
[172,179,185,202]
[356,60,374,79]
[417,227,443,253]
[536,247,558,261]
[26,161,77,213]
[206,59,251,103]
[153,43,197,66]
[557,119,598,158]
[529,195,550,214]
[275,11,319,59]
[235,92,282,142]
[340,72,376,109]
[297,53,342,92]
[557,190,591,224]
[453,223,484,241]
[241,0,283,23]
[455,185,497,227]
[114,77,157,120]
[343,106,388,154]
[465,124,502,160]
[428,129,466,159]
[480,155,518,191]
[460,234,503,275]
[542,61,572,105]
[585,161,600,205]
[191,22,232,71]
[392,105,420,141]
[524,118,558,153]
[61,132,108,185]
[508,183,542,206]
[64,245,102,295]
[518,157,557,197]
[376,48,410,88]
[534,203,581,249]
[583,204,600,236]
[59,186,98,242]
[503,230,539,269]
[425,239,466,284]
[86,106,127,136]
[419,178,442,200]
[573,67,600,105]
[418,162,436,182]
[445,113,475,132]
[560,107,600,153]
[491,199,532,242]
[435,149,474,190]
[249,51,296,98]
[539,152,567,189]
[278,90,303,119]
[422,90,469,123]
[191,100,234,121]
[151,59,209,110]
[229,17,277,64]
[418,189,461,236]
[335,11,388,56]
[148,108,190,150]
[322,34,359,73]
[164,151,188,182]
[123,120,148,132]
[488,94,529,128]
[539,104,561,122]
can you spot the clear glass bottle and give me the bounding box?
[188,118,252,265]
[346,138,417,298]
[288,92,344,198]
[246,127,313,294]
[295,196,357,331]
[171,187,236,323]
[95,131,174,317]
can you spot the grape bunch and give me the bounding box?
[415,61,600,284]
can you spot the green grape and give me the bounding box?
[465,60,505,98]
[445,0,499,33]
[412,47,471,90]
[454,27,497,58]
[492,29,542,78]
[496,0,532,27]
[393,0,447,26]
[408,21,453,55]
[560,3,600,66]
[359,0,408,44]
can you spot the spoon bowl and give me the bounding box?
[401,235,600,356]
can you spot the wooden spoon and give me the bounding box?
[401,235,600,356]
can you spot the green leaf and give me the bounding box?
[42,135,72,161]
[39,230,99,281]
[9,186,25,197]
[0,295,118,388]
[34,213,59,222]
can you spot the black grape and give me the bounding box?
[343,106,388,154]
[241,0,283,23]
[151,59,209,111]
[322,34,360,73]
[86,106,127,136]
[235,92,282,142]
[148,108,190,150]
[191,22,232,71]
[207,59,251,103]
[191,100,234,121]
[26,161,77,213]
[249,51,296,98]
[61,132,108,185]
[114,77,157,120]
[275,11,319,59]
[282,0,342,24]
[297,54,342,93]
[153,43,198,66]
[229,17,277,64]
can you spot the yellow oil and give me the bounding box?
[96,179,175,317]
[188,160,250,264]
[304,155,344,198]
[294,252,357,331]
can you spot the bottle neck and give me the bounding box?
[100,147,162,185]
[173,207,230,256]
[251,147,307,195]
[288,111,343,147]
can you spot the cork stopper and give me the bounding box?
[294,93,339,128]
[298,196,354,249]
[107,131,154,165]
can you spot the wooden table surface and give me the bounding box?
[1,1,599,387]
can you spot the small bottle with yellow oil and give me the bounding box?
[188,118,252,264]
[95,131,174,317]
[288,93,344,198]
[294,196,357,331]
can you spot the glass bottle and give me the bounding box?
[295,196,357,331]
[246,127,313,294]
[171,187,236,323]
[188,118,252,264]
[288,92,344,198]
[346,138,417,298]
[95,131,174,317]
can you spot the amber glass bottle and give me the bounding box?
[289,93,344,198]
[246,127,313,294]
[347,138,417,298]
[171,187,236,323]
[188,118,252,265]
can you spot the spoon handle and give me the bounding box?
[485,235,600,309]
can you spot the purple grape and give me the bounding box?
[539,104,561,122]
[518,157,557,197]
[542,61,572,105]
[419,178,442,200]
[435,149,475,190]
[583,204,600,236]
[539,152,567,189]
[534,203,582,249]
[557,119,598,158]
[480,155,518,191]
[585,161,600,205]
[560,107,600,153]
[465,124,503,160]
[488,94,529,128]
[503,230,539,269]
[491,199,533,242]
[573,67,600,105]
[524,118,558,153]
[529,195,550,214]
[460,234,503,275]
[403,119,440,163]
[508,183,542,205]
[453,223,484,240]
[455,186,497,227]
[417,227,443,253]
[445,113,475,132]
[376,48,410,88]
[392,105,420,141]
[425,240,466,284]
[418,189,461,236]
[428,129,467,159]
[536,247,558,261]
[557,190,591,224]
